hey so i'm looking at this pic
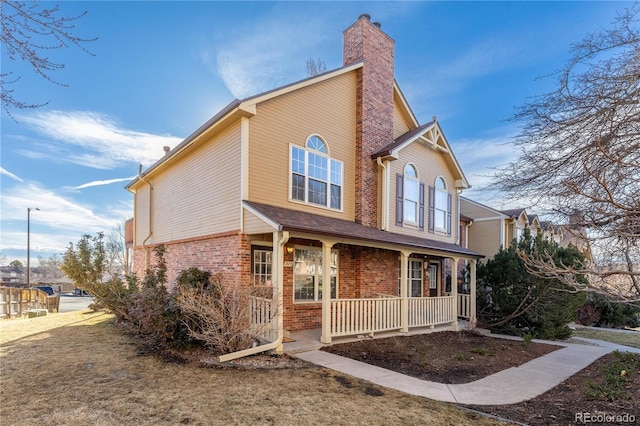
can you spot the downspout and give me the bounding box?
[465,220,473,249]
[138,164,153,268]
[377,157,388,231]
[456,189,462,245]
[218,230,289,363]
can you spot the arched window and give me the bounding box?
[403,164,419,224]
[434,177,448,231]
[290,135,342,210]
[306,135,327,153]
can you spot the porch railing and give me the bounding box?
[330,297,402,337]
[408,296,456,328]
[330,295,460,338]
[457,294,472,319]
[250,296,277,342]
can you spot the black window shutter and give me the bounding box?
[396,174,403,226]
[428,186,435,233]
[447,193,453,236]
[418,182,425,230]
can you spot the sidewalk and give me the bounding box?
[293,337,638,405]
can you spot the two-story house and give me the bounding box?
[126,15,482,356]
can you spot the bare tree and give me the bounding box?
[1,1,96,116]
[493,5,640,303]
[37,254,64,278]
[306,57,327,76]
[105,222,127,276]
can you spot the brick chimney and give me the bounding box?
[344,14,395,228]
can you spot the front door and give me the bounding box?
[428,263,439,297]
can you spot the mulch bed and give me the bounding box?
[322,331,561,384]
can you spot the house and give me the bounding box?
[125,15,482,356]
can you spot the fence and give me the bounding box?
[0,287,60,318]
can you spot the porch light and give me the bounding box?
[286,246,294,255]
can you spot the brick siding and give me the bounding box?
[343,15,395,228]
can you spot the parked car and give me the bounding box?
[73,288,89,296]
[33,285,56,295]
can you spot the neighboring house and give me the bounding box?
[459,197,512,260]
[125,15,482,354]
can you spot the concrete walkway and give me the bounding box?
[293,337,639,405]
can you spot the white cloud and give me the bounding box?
[69,176,137,190]
[0,167,24,182]
[210,12,335,98]
[1,182,123,244]
[19,110,183,169]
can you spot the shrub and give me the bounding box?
[577,303,602,326]
[176,273,277,355]
[582,293,640,328]
[477,229,587,339]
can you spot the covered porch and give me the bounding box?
[242,201,482,354]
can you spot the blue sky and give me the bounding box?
[0,1,631,264]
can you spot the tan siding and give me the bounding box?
[388,142,458,244]
[460,200,500,219]
[145,124,242,245]
[248,72,357,221]
[243,209,276,234]
[134,185,150,245]
[393,99,412,139]
[468,220,503,259]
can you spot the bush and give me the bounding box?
[577,303,602,326]
[581,293,640,329]
[477,228,587,340]
[176,273,277,355]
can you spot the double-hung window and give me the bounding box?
[290,135,343,210]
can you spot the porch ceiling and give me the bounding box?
[243,201,483,259]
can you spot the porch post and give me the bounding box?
[470,258,477,327]
[273,231,289,352]
[320,239,336,344]
[400,250,411,333]
[450,257,458,327]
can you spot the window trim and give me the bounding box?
[293,246,339,303]
[289,138,344,212]
[252,248,273,286]
[403,164,420,226]
[434,176,448,232]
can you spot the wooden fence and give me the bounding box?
[0,287,61,318]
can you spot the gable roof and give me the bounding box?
[244,201,483,258]
[501,208,527,220]
[372,119,470,189]
[126,61,364,190]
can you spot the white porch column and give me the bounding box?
[400,250,411,333]
[450,257,459,327]
[470,258,477,327]
[272,231,289,352]
[320,239,337,344]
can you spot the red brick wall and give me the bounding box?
[343,15,395,228]
[131,231,252,289]
[282,239,399,331]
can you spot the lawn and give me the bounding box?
[0,311,504,426]
[572,328,640,349]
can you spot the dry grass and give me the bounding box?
[1,311,505,425]
[572,328,640,349]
